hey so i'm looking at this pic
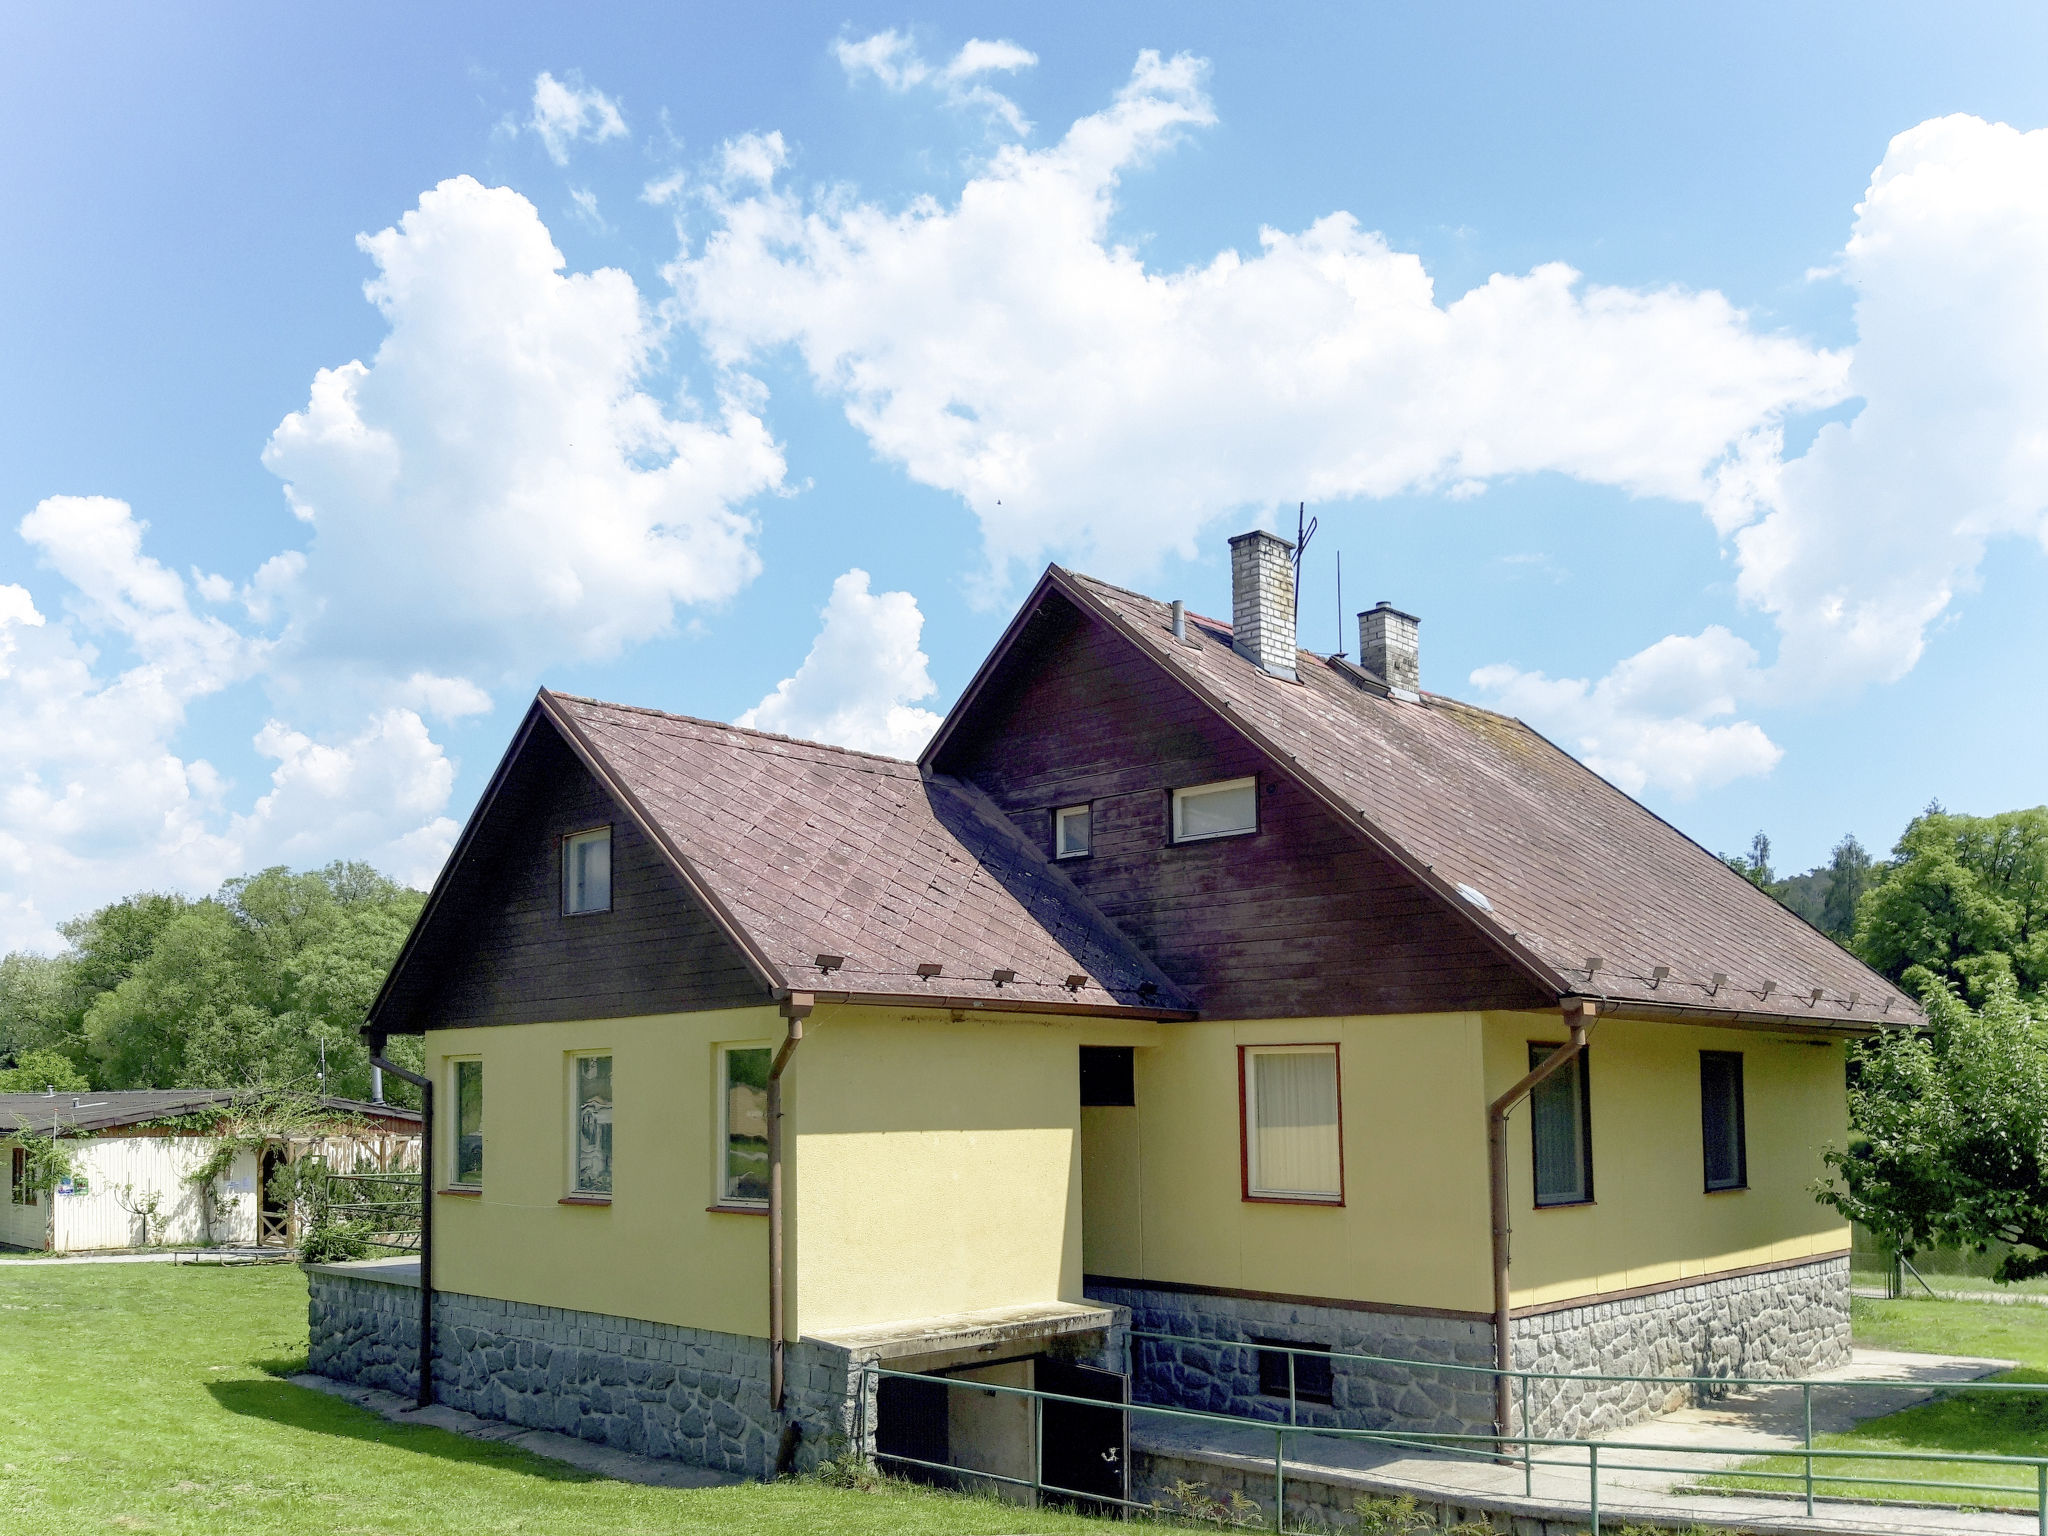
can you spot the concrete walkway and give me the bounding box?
[0,1245,290,1265]
[1136,1346,2036,1535]
[290,1373,741,1489]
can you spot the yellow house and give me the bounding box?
[307,528,1906,1488]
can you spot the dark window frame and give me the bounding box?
[1527,1041,1594,1209]
[561,823,614,917]
[1254,1338,1334,1405]
[1079,1046,1135,1107]
[1237,1043,1347,1207]
[1700,1050,1749,1193]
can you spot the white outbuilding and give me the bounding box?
[1,1089,420,1253]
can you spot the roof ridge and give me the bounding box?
[550,693,920,772]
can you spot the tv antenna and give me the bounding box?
[1291,500,1318,627]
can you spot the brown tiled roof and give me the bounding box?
[547,695,1189,1015]
[0,1091,421,1136]
[1047,570,1912,1028]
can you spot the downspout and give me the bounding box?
[367,1032,434,1410]
[1487,1000,1596,1448]
[767,993,813,1417]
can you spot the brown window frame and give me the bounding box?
[1528,1041,1595,1209]
[1237,1042,1346,1207]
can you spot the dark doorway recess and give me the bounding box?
[1038,1357,1129,1509]
[875,1373,951,1486]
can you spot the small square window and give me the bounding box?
[1054,804,1092,859]
[1701,1051,1748,1192]
[721,1046,772,1205]
[1255,1338,1334,1405]
[571,1053,613,1195]
[1080,1045,1135,1106]
[452,1059,484,1187]
[1242,1045,1342,1201]
[563,827,612,915]
[1172,777,1258,842]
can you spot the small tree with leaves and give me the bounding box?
[1818,976,2048,1282]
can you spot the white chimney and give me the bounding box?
[1228,529,1298,680]
[1359,602,1421,694]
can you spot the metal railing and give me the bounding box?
[316,1169,422,1251]
[859,1337,2048,1534]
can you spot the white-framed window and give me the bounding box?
[569,1052,613,1196]
[719,1044,772,1206]
[1241,1044,1343,1203]
[1055,803,1092,859]
[563,826,612,915]
[1172,777,1258,843]
[451,1057,484,1188]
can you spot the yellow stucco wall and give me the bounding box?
[426,1005,1131,1339]
[1081,1015,1498,1314]
[1484,1012,1852,1307]
[425,1008,782,1336]
[788,1010,1089,1335]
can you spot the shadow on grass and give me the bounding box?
[207,1378,605,1483]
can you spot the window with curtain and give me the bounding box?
[453,1059,484,1187]
[721,1046,771,1205]
[1054,803,1092,859]
[1528,1043,1592,1207]
[1243,1045,1342,1201]
[562,826,612,915]
[1172,777,1258,842]
[572,1053,613,1195]
[1700,1051,1748,1191]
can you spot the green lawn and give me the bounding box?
[0,1263,1124,1536]
[1709,1295,2048,1512]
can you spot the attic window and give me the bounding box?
[1055,804,1092,859]
[1172,777,1258,843]
[563,826,612,915]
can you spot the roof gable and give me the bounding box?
[928,567,1910,1031]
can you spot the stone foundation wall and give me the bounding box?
[1511,1255,1852,1439]
[305,1267,862,1478]
[1093,1256,1849,1443]
[1086,1283,1499,1438]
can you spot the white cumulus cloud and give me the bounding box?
[529,71,628,165]
[1472,629,1781,800]
[833,29,1038,134]
[263,174,785,702]
[736,569,942,759]
[678,50,1846,593]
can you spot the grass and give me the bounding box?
[1707,1295,2048,1512]
[0,1262,1127,1535]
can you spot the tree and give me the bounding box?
[1819,978,2048,1282]
[0,1048,90,1093]
[1723,830,1774,889]
[1854,806,2048,1001]
[1821,834,1873,940]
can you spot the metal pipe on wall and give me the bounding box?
[767,993,813,1418]
[367,1033,434,1410]
[1486,1001,1596,1448]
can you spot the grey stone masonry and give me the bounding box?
[1229,529,1298,680]
[1510,1256,1851,1439]
[304,1264,859,1478]
[1094,1256,1848,1444]
[1088,1283,1499,1438]
[1358,602,1421,693]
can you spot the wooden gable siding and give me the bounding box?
[933,596,1551,1019]
[422,725,766,1029]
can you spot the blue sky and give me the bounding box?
[3,2,2046,948]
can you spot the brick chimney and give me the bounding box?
[1229,529,1298,680]
[1359,602,1421,694]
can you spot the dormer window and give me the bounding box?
[1054,804,1092,859]
[1171,777,1258,843]
[563,826,612,915]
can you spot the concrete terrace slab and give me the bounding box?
[1134,1346,2033,1536]
[290,1373,743,1489]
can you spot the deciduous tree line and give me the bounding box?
[0,863,424,1105]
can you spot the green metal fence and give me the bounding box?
[865,1337,2048,1534]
